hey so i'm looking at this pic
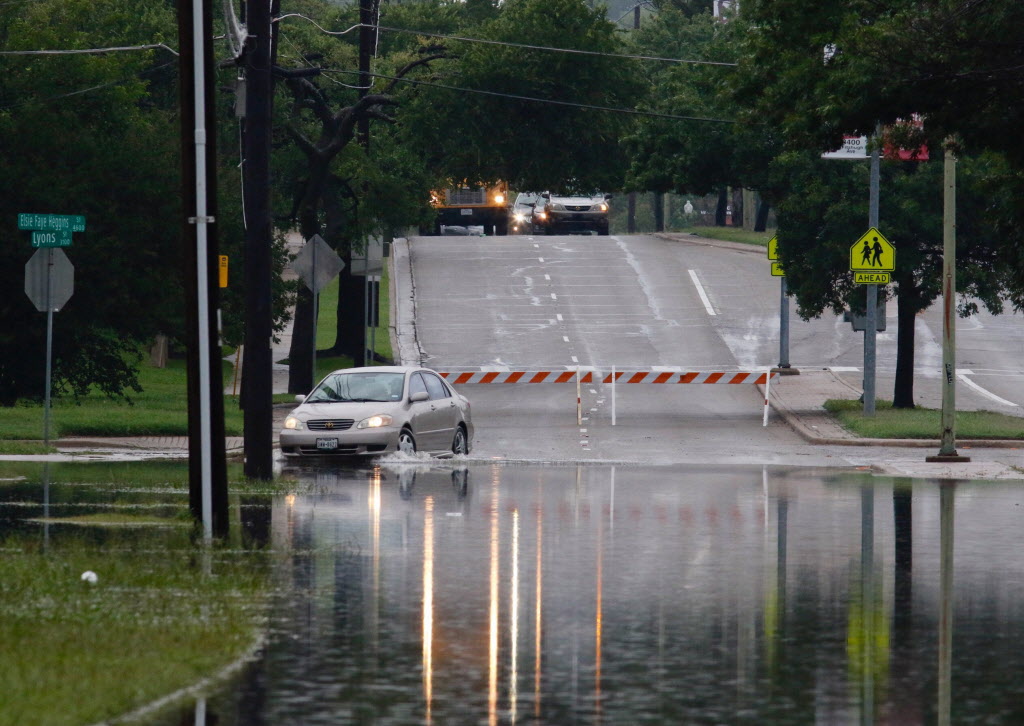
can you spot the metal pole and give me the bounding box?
[864,127,880,417]
[311,239,318,387]
[191,0,213,540]
[363,275,370,366]
[43,249,53,447]
[778,277,790,369]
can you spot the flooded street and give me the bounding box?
[126,461,1024,725]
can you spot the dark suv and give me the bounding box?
[533,192,611,235]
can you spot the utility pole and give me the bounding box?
[241,0,276,479]
[177,0,229,538]
[627,4,639,235]
[927,145,969,462]
[863,127,880,416]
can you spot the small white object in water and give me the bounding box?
[81,570,98,584]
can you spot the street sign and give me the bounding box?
[766,236,779,260]
[31,229,73,248]
[771,262,785,277]
[822,136,869,159]
[218,255,228,288]
[291,234,345,294]
[855,272,890,285]
[18,213,86,233]
[850,227,895,272]
[25,247,74,312]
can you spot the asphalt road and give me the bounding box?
[393,231,1024,470]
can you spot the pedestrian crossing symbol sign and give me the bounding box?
[850,227,895,272]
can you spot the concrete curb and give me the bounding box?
[653,231,765,255]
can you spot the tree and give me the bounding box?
[398,0,640,193]
[733,0,1024,407]
[620,8,778,225]
[0,0,181,405]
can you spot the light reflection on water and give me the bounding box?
[149,463,1024,725]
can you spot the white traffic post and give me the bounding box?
[576,368,582,425]
[763,368,772,426]
[611,365,617,426]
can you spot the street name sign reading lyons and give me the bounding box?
[850,227,895,285]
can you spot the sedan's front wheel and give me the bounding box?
[451,426,469,456]
[398,430,417,454]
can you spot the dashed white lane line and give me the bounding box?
[556,314,564,321]
[551,293,557,300]
[688,269,716,316]
[544,274,551,280]
[539,257,545,263]
[571,356,579,363]
[563,336,570,342]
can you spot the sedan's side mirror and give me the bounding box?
[410,391,429,402]
[295,394,307,403]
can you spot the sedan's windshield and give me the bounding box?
[307,372,405,403]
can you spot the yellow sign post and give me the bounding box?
[218,255,228,288]
[850,227,895,275]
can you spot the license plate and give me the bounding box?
[316,438,338,450]
[460,208,472,216]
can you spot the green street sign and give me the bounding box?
[18,213,86,233]
[31,229,73,248]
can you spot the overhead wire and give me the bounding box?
[0,42,179,57]
[322,67,739,124]
[273,15,738,67]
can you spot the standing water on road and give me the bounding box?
[59,462,1024,724]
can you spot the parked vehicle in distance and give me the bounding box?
[423,182,509,236]
[509,192,540,234]
[279,366,473,458]
[533,192,611,235]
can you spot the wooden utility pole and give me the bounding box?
[241,0,277,479]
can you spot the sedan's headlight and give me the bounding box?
[596,202,609,212]
[494,193,505,204]
[534,210,547,220]
[283,416,304,430]
[357,414,394,429]
[514,212,526,223]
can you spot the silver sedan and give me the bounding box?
[279,366,473,458]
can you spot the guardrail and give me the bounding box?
[437,368,779,426]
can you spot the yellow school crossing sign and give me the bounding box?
[767,235,784,276]
[850,227,894,284]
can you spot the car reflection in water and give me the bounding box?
[162,465,1024,726]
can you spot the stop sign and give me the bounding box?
[25,247,74,312]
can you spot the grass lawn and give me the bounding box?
[825,398,1024,439]
[0,528,272,726]
[0,262,394,448]
[684,225,776,247]
[0,461,297,723]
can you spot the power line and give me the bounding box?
[322,67,739,123]
[274,15,738,67]
[0,42,178,57]
[0,60,176,110]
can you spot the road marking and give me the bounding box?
[556,314,563,321]
[544,274,551,281]
[688,269,716,316]
[571,356,579,363]
[958,373,1020,408]
[563,336,570,342]
[551,293,557,300]
[538,257,545,263]
[830,366,860,373]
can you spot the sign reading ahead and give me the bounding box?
[767,236,784,276]
[854,271,890,285]
[850,227,895,273]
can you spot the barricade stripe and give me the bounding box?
[437,369,776,384]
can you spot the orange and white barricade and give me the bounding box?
[437,367,779,426]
